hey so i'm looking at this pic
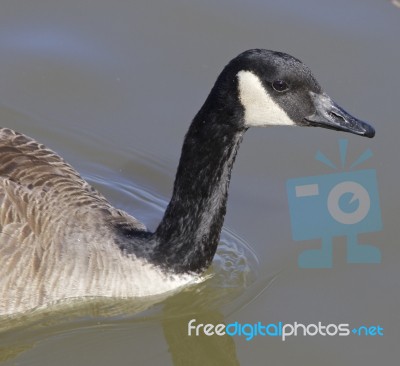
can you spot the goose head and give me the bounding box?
[153,49,375,273]
[207,49,375,137]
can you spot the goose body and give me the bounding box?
[0,49,375,315]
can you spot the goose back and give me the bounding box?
[0,128,193,315]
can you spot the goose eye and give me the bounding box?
[272,80,289,92]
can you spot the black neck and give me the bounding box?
[151,98,246,273]
[113,64,247,273]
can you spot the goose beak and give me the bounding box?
[304,92,375,138]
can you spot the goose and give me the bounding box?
[0,49,375,316]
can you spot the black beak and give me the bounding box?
[304,92,375,138]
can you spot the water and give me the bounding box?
[0,0,399,365]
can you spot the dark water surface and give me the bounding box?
[0,0,399,365]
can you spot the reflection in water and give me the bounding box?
[0,273,277,363]
[162,296,240,366]
[0,271,277,363]
[161,270,277,365]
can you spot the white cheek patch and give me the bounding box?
[237,70,296,127]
